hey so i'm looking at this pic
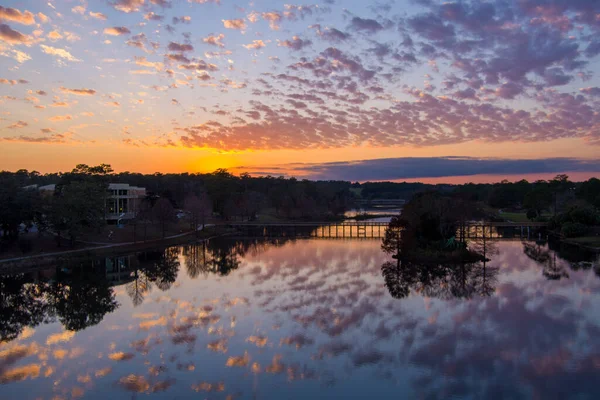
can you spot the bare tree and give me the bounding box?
[184,192,212,235]
[152,198,175,238]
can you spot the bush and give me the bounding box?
[567,206,600,226]
[561,222,588,238]
[526,209,538,220]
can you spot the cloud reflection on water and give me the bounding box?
[0,238,599,399]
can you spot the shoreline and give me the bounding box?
[0,227,233,273]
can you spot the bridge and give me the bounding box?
[227,221,548,240]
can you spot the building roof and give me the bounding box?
[109,183,145,190]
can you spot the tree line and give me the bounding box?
[1,165,599,251]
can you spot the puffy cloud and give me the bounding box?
[134,56,163,70]
[278,36,312,51]
[203,33,224,47]
[312,25,350,42]
[222,19,246,30]
[172,16,191,24]
[580,87,600,97]
[0,23,31,44]
[71,5,86,15]
[0,78,27,85]
[89,12,108,20]
[47,31,62,40]
[112,0,145,13]
[243,40,266,50]
[349,16,384,33]
[7,120,28,129]
[60,87,96,96]
[48,114,73,121]
[0,6,36,25]
[262,12,282,30]
[104,27,131,36]
[144,12,163,21]
[167,41,193,52]
[40,45,81,62]
[36,12,49,24]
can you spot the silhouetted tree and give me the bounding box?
[144,247,180,291]
[0,275,51,341]
[48,269,118,331]
[49,180,108,246]
[184,192,212,234]
[152,198,175,238]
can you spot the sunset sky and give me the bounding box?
[1,0,599,182]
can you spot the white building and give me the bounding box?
[105,183,147,221]
[30,183,146,222]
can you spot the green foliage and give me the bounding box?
[561,222,588,238]
[550,204,600,234]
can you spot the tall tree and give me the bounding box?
[184,192,212,234]
[152,198,175,238]
[50,180,108,247]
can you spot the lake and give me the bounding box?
[1,237,599,399]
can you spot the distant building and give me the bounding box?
[106,183,147,221]
[29,183,146,222]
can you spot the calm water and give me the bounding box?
[1,238,599,399]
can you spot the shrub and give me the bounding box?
[526,209,538,220]
[561,222,588,238]
[567,206,600,226]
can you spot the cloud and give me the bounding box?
[134,56,163,70]
[111,0,145,13]
[7,120,27,129]
[243,40,266,50]
[203,33,224,47]
[144,12,163,21]
[0,78,27,85]
[71,5,86,15]
[172,16,191,24]
[0,23,30,44]
[349,17,384,32]
[89,12,108,20]
[40,45,80,62]
[278,36,311,51]
[47,30,62,40]
[222,19,246,30]
[48,114,73,121]
[312,25,350,42]
[245,157,600,181]
[167,41,193,52]
[580,87,600,97]
[60,87,96,96]
[262,12,282,30]
[104,27,131,36]
[1,133,69,143]
[0,6,36,25]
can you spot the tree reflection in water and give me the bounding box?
[523,242,570,280]
[0,264,118,341]
[0,274,51,342]
[48,267,119,332]
[0,246,183,341]
[182,238,292,280]
[380,215,500,300]
[381,258,499,300]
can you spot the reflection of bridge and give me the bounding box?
[228,222,548,240]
